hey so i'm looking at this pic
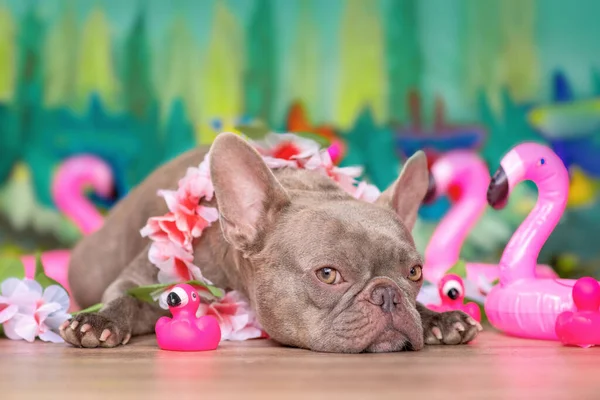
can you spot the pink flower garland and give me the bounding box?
[140,133,380,341]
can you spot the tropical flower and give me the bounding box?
[140,154,219,285]
[353,181,381,203]
[196,291,265,341]
[251,133,320,169]
[147,240,208,284]
[0,278,70,343]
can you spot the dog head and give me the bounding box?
[210,133,429,353]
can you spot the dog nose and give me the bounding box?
[369,285,400,313]
[167,292,182,307]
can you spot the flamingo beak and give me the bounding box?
[422,172,437,205]
[487,166,509,210]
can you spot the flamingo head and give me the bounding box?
[164,284,201,317]
[487,142,568,210]
[438,274,465,305]
[424,150,488,205]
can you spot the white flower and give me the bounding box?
[353,181,381,203]
[0,278,70,343]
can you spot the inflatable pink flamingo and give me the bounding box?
[423,150,556,285]
[485,142,600,340]
[20,155,112,301]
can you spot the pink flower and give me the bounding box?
[353,181,381,203]
[177,155,214,201]
[251,133,320,169]
[148,241,209,284]
[0,278,70,343]
[304,150,364,194]
[140,155,219,286]
[196,291,265,341]
[141,213,190,248]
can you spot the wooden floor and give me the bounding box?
[2,329,600,400]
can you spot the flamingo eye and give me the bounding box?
[442,280,463,300]
[192,292,198,300]
[538,158,546,166]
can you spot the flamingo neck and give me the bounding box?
[59,194,104,235]
[424,180,487,282]
[52,155,111,236]
[171,309,195,320]
[499,176,567,285]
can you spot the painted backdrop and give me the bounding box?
[1,0,600,278]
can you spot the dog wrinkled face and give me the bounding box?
[253,200,425,353]
[209,133,430,353]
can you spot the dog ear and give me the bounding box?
[375,151,429,231]
[210,132,290,253]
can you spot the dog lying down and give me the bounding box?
[59,132,482,353]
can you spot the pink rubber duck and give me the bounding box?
[155,284,221,351]
[427,274,482,322]
[555,277,600,348]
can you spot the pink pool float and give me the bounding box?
[155,284,222,352]
[485,142,600,340]
[20,155,112,300]
[423,150,556,285]
[426,274,481,322]
[555,277,600,348]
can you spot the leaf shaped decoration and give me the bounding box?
[127,280,224,304]
[235,120,270,140]
[446,259,467,278]
[71,303,104,315]
[0,256,25,283]
[294,132,331,147]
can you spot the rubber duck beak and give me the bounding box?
[487,166,509,210]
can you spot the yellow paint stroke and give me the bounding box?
[77,7,119,106]
[336,0,387,129]
[198,0,245,145]
[567,167,597,208]
[0,6,15,101]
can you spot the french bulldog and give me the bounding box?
[59,132,481,353]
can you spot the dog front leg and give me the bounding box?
[60,244,168,348]
[416,303,483,345]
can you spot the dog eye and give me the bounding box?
[408,266,423,282]
[316,267,342,285]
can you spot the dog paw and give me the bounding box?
[423,310,482,345]
[59,313,132,348]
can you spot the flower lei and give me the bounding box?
[140,133,381,340]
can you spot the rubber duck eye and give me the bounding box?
[166,287,189,308]
[538,158,545,166]
[442,280,463,300]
